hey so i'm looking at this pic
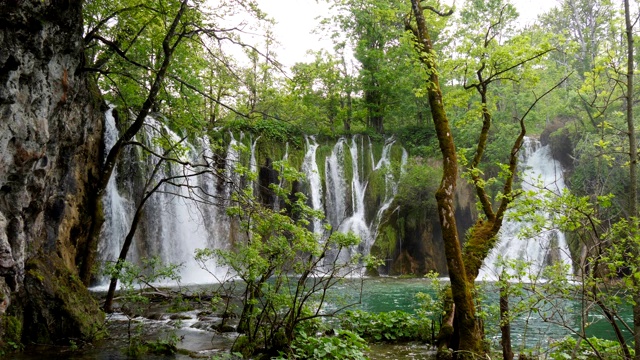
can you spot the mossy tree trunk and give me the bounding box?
[407,1,566,358]
[407,2,483,357]
[622,1,640,359]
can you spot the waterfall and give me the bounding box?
[97,114,228,287]
[98,107,135,266]
[99,120,408,284]
[302,136,324,235]
[325,138,348,230]
[337,136,371,255]
[272,142,288,212]
[372,144,408,242]
[249,135,261,194]
[479,137,572,281]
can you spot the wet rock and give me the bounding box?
[0,0,104,347]
[145,312,166,321]
[169,313,192,320]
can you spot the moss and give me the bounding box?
[370,223,398,261]
[231,335,255,359]
[23,257,105,345]
[364,168,387,223]
[28,268,45,283]
[343,144,354,188]
[315,144,333,185]
[1,315,23,352]
[463,220,498,280]
[390,143,405,179]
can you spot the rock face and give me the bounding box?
[371,165,476,276]
[0,0,104,348]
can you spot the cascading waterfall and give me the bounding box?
[133,119,222,284]
[321,135,405,256]
[302,136,325,235]
[249,135,261,194]
[272,142,289,212]
[337,136,371,256]
[98,107,135,266]
[372,139,407,234]
[325,138,348,230]
[479,137,572,280]
[97,115,228,287]
[100,118,407,283]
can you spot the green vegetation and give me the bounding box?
[281,330,369,360]
[339,310,431,343]
[58,0,640,358]
[193,162,377,358]
[102,257,183,356]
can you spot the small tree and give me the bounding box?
[196,162,374,358]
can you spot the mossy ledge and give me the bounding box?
[20,257,104,345]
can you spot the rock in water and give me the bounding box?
[0,0,104,348]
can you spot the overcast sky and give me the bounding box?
[255,0,560,68]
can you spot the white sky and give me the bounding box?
[255,0,560,68]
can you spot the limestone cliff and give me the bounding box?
[0,0,104,348]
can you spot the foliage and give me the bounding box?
[195,161,373,357]
[126,331,181,357]
[394,158,441,214]
[278,329,369,360]
[77,0,640,357]
[393,125,438,158]
[549,336,635,360]
[102,257,183,356]
[225,117,303,147]
[0,315,24,354]
[339,310,430,343]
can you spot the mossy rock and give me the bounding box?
[21,256,104,345]
[0,314,23,353]
[364,168,387,223]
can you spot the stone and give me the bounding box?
[0,0,104,348]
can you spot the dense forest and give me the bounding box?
[2,0,640,359]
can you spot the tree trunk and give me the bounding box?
[103,198,147,312]
[500,273,513,360]
[80,0,189,285]
[408,1,484,358]
[623,2,639,359]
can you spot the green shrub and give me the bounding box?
[548,336,634,360]
[339,310,430,343]
[280,330,368,360]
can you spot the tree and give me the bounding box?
[406,2,482,356]
[81,0,193,285]
[405,0,566,357]
[622,1,639,358]
[325,0,430,133]
[80,0,267,286]
[194,162,370,358]
[539,0,615,128]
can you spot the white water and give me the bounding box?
[325,138,348,230]
[479,137,572,281]
[302,136,325,235]
[321,135,404,257]
[249,135,261,195]
[100,121,407,283]
[337,136,372,256]
[97,114,228,287]
[98,107,135,267]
